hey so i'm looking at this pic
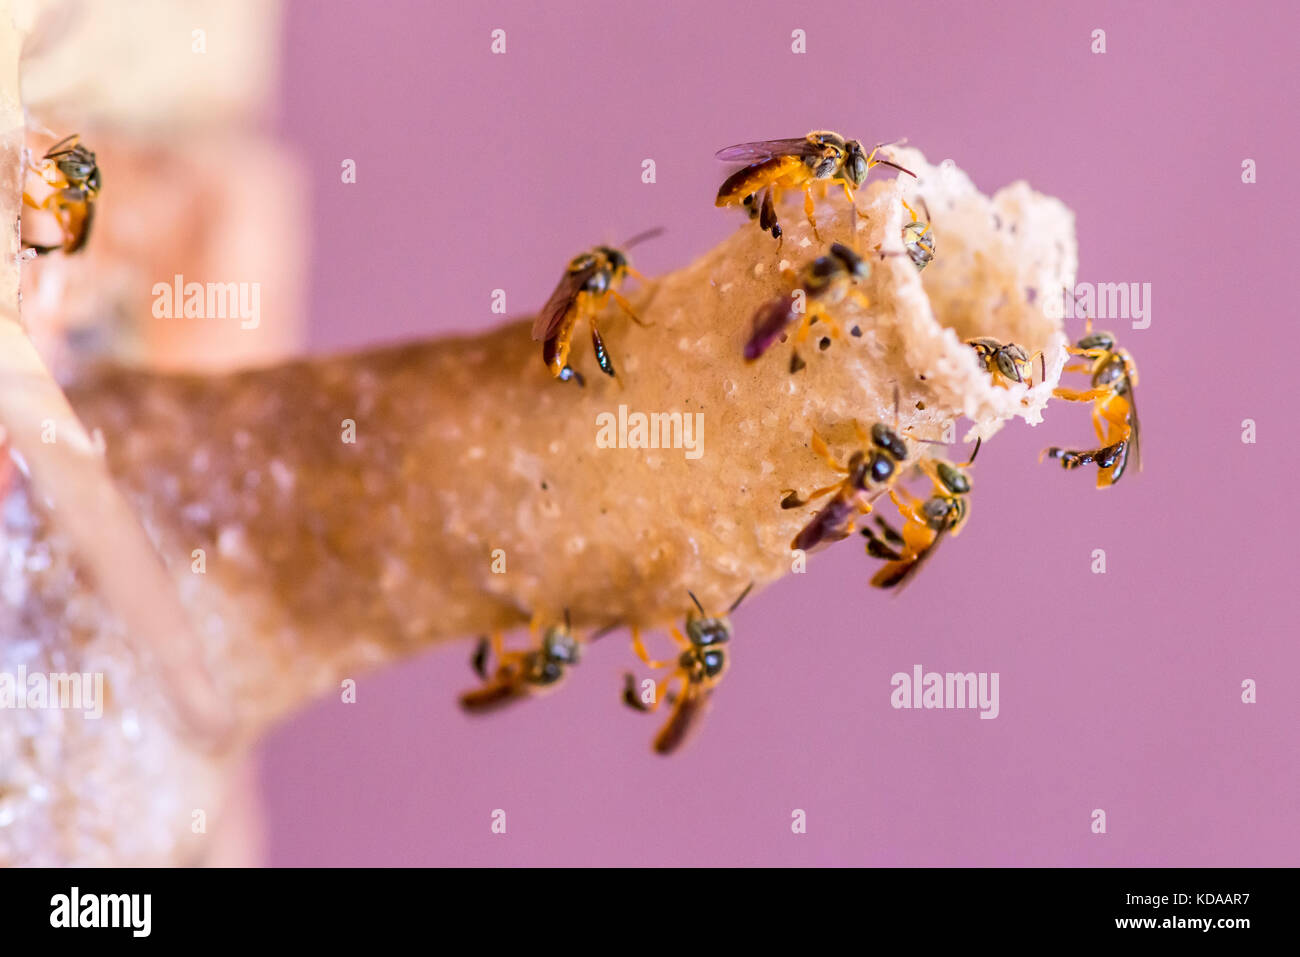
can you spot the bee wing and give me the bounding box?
[653,683,712,755]
[43,133,80,158]
[874,527,947,592]
[715,138,820,163]
[531,262,597,342]
[744,294,798,360]
[792,497,854,553]
[459,678,525,713]
[1125,387,1141,473]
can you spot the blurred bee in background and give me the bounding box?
[966,337,1042,388]
[900,198,934,271]
[715,131,914,244]
[861,437,980,590]
[531,229,660,384]
[744,241,875,372]
[1041,317,1141,488]
[21,134,100,255]
[622,583,753,755]
[782,411,911,552]
[460,611,589,712]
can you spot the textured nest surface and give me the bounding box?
[0,151,1076,864]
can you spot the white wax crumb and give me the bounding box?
[269,458,295,491]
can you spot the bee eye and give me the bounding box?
[937,463,970,495]
[995,352,1022,381]
[868,453,895,484]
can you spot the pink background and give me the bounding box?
[257,0,1299,865]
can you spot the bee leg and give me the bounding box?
[1066,346,1109,359]
[1040,446,1093,468]
[849,290,872,311]
[802,185,822,242]
[471,635,492,680]
[622,673,652,712]
[759,188,782,246]
[887,487,927,526]
[607,289,651,328]
[667,624,692,649]
[630,626,674,670]
[781,480,844,510]
[862,525,904,561]
[1052,386,1111,403]
[813,303,845,340]
[810,430,849,472]
[588,319,616,378]
[840,181,858,228]
[1089,401,1111,446]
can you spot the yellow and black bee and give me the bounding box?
[622,584,753,754]
[715,131,913,242]
[22,134,100,255]
[1041,317,1141,488]
[460,616,582,713]
[782,419,910,552]
[744,241,875,372]
[530,230,659,383]
[862,439,980,590]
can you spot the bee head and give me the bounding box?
[842,139,870,187]
[542,626,580,666]
[870,423,909,462]
[1077,331,1115,351]
[922,494,966,531]
[935,461,971,496]
[685,606,732,647]
[994,344,1030,382]
[902,221,935,270]
[828,242,868,281]
[54,147,97,188]
[597,246,628,274]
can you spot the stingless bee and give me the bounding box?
[782,416,910,552]
[1040,316,1141,488]
[744,241,874,371]
[460,612,584,712]
[715,131,915,243]
[531,229,660,384]
[21,134,100,255]
[966,337,1042,388]
[622,583,753,755]
[861,438,980,590]
[900,198,934,271]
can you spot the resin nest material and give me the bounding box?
[1,151,1076,863]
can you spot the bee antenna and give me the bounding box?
[563,607,572,631]
[621,227,665,250]
[965,436,982,466]
[687,591,705,615]
[873,158,918,179]
[589,621,623,642]
[728,581,755,614]
[892,382,901,428]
